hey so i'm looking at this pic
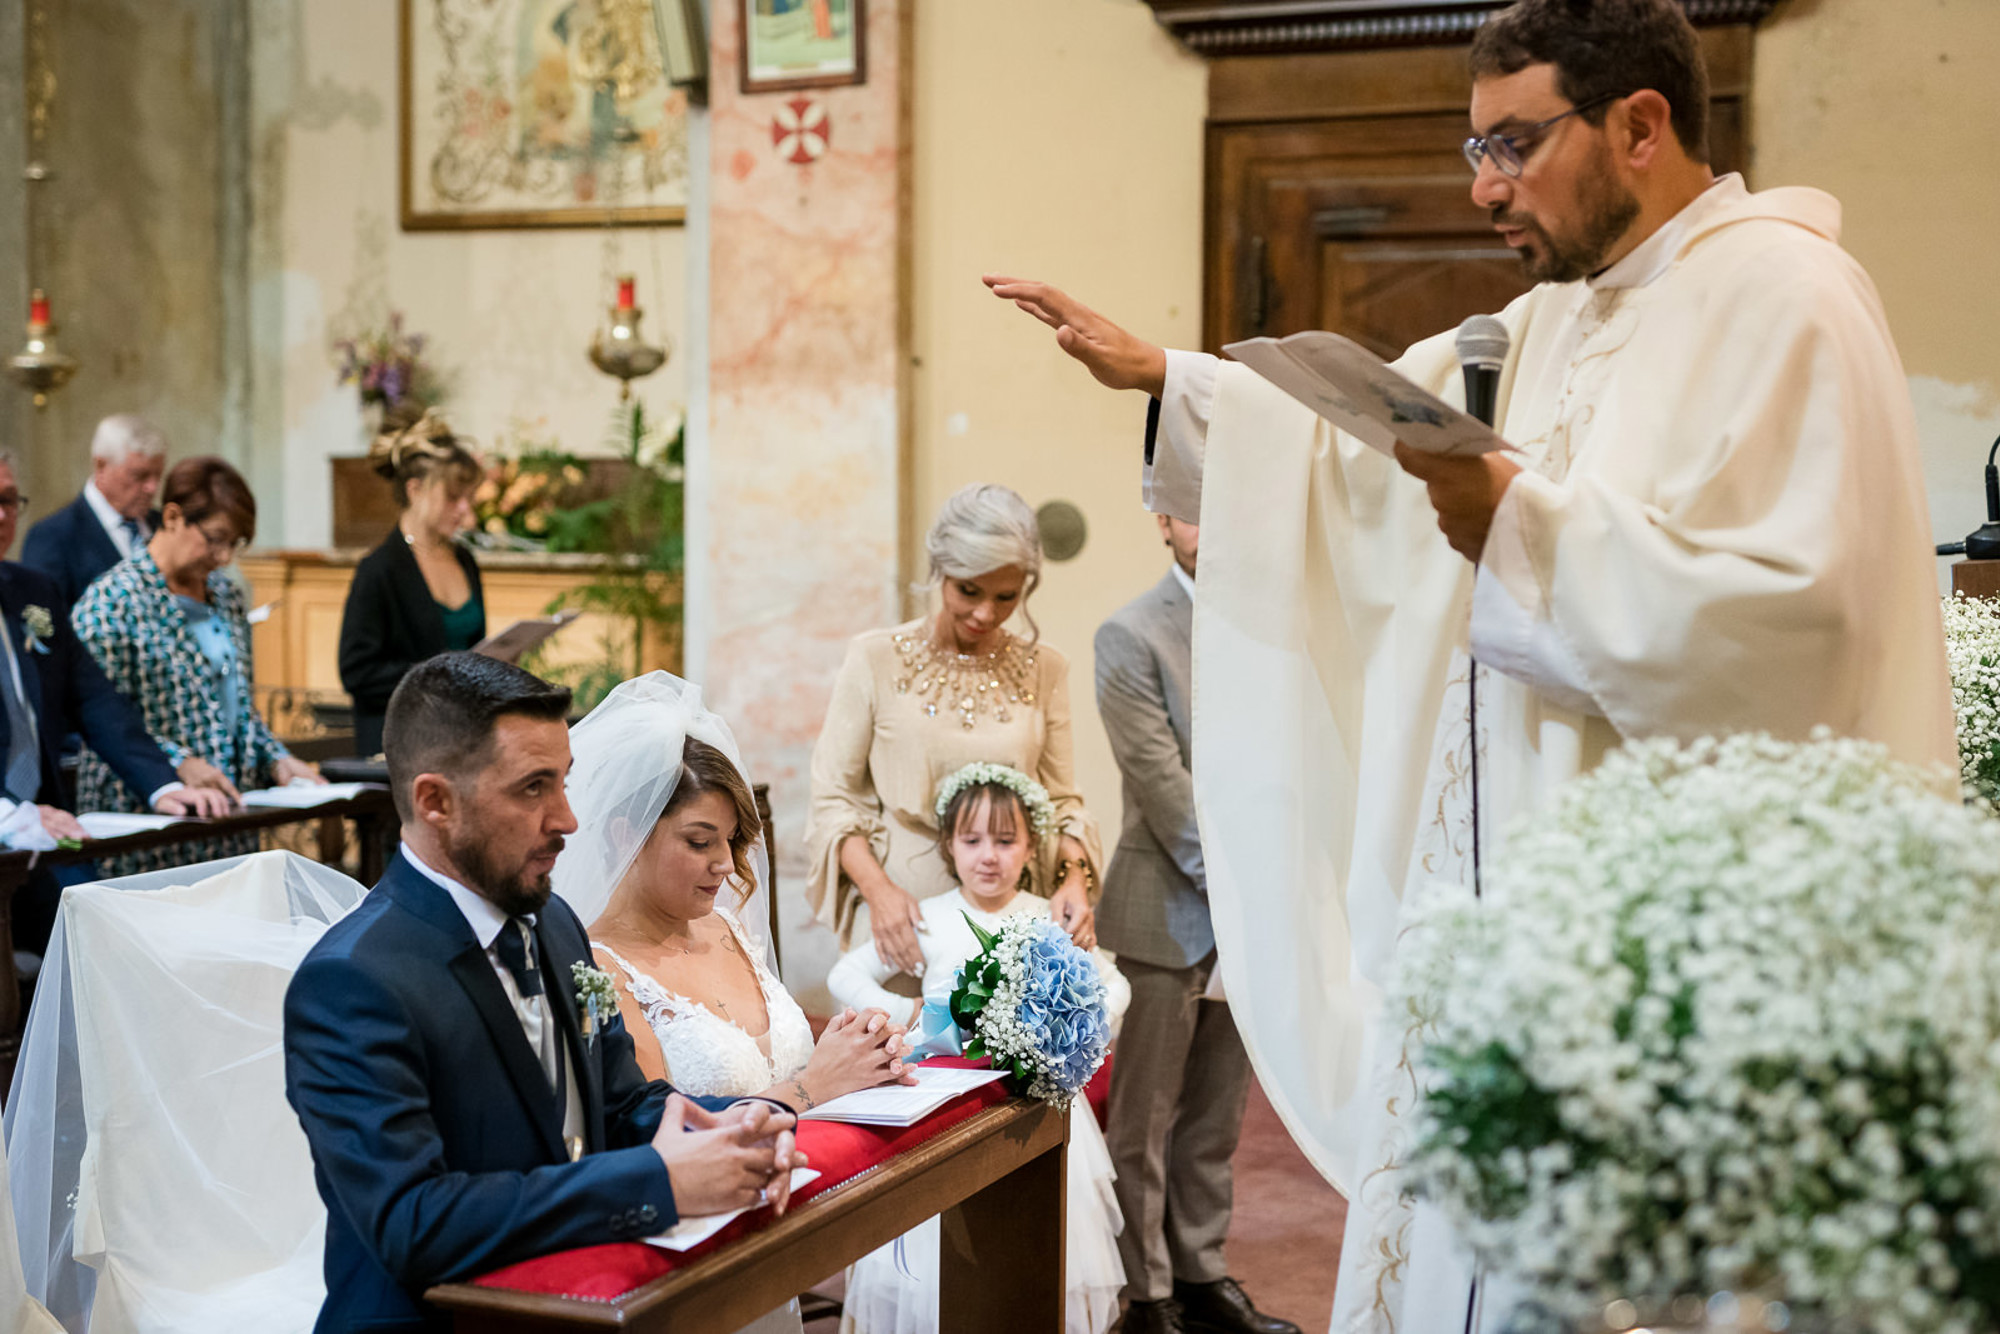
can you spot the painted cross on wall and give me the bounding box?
[771,97,831,164]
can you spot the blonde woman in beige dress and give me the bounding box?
[806,484,1103,975]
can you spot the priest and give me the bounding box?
[989,0,1955,1329]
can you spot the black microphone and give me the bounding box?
[1455,314,1510,428]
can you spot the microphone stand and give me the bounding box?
[1937,434,2000,560]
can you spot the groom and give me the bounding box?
[285,653,803,1333]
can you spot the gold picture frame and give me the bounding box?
[399,0,691,231]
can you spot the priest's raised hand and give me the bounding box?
[982,274,1166,396]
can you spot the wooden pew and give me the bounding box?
[426,1096,1069,1334]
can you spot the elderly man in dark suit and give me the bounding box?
[1096,516,1297,1334]
[284,653,804,1333]
[21,413,166,606]
[0,451,228,955]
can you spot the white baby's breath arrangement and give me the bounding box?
[1942,593,2000,808]
[1398,732,2000,1333]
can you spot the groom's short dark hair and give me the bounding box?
[383,653,572,821]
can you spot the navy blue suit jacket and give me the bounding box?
[284,852,754,1333]
[20,493,126,609]
[0,562,175,806]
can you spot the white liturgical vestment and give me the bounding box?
[1148,176,1957,1333]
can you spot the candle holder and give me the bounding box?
[588,274,668,403]
[8,289,78,410]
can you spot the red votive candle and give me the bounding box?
[616,276,636,311]
[28,290,50,326]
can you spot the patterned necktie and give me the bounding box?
[120,517,145,555]
[493,917,545,998]
[3,630,38,803]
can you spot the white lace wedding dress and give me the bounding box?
[594,905,816,1334]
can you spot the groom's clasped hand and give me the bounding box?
[654,1095,808,1218]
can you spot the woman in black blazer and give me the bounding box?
[338,406,485,755]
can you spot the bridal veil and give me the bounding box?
[553,672,775,967]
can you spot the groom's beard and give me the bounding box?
[445,826,565,918]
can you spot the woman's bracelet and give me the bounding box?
[789,1076,817,1110]
[1055,856,1097,895]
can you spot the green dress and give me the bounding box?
[437,597,483,652]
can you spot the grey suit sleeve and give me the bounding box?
[1094,618,1206,893]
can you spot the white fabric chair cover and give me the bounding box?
[4,851,366,1333]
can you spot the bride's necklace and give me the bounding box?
[892,626,1038,731]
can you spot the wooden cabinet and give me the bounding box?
[239,549,681,734]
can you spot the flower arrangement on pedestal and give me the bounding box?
[332,311,442,410]
[470,428,586,548]
[1398,733,2000,1334]
[1942,592,2000,809]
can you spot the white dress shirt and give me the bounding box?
[82,479,144,560]
[402,843,584,1148]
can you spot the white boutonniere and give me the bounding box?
[20,606,53,655]
[571,962,618,1050]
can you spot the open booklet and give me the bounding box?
[797,1064,1009,1127]
[643,1167,821,1253]
[1222,330,1513,459]
[473,610,581,665]
[237,782,372,810]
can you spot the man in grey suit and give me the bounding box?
[1096,517,1297,1334]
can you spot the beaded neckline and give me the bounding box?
[891,628,1038,731]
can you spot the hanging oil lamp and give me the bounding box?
[588,274,668,403]
[8,288,77,410]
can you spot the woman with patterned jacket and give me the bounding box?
[72,457,323,874]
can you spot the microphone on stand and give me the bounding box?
[1452,310,1511,1334]
[1452,315,1510,910]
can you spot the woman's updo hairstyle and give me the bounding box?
[661,738,763,906]
[924,483,1043,641]
[369,399,480,508]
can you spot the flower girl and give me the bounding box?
[827,763,1128,1334]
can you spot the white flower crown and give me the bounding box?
[934,762,1055,839]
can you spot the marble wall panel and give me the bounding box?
[703,0,908,995]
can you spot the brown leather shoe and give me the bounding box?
[1120,1298,1188,1333]
[1173,1278,1300,1334]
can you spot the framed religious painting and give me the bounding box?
[400,0,693,230]
[739,0,866,94]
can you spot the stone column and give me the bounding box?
[701,0,911,995]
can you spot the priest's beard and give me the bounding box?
[1495,143,1642,284]
[444,822,563,917]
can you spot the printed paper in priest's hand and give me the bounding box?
[1223,330,1513,459]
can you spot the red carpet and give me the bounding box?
[1223,1076,1344,1332]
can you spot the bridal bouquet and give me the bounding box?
[1942,592,2000,808]
[949,913,1110,1107]
[1397,732,2000,1333]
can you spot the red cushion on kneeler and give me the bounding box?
[472,1058,1010,1302]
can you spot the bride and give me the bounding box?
[553,673,914,1334]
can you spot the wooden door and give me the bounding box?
[1202,36,1748,358]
